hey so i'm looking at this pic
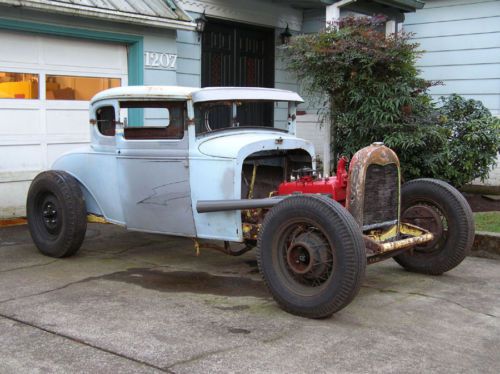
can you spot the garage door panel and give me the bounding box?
[0,109,40,135]
[0,144,43,171]
[0,30,39,66]
[0,30,127,218]
[41,36,127,73]
[46,109,89,135]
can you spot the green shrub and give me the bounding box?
[284,16,500,187]
[435,95,500,187]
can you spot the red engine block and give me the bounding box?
[277,157,349,204]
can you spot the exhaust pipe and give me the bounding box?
[196,198,284,213]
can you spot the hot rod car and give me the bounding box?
[26,86,475,318]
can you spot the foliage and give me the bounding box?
[284,16,500,186]
[435,95,500,187]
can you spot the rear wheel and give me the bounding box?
[257,195,366,318]
[394,178,474,275]
[27,171,87,258]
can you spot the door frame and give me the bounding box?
[201,18,275,88]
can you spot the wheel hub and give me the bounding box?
[41,197,60,234]
[402,204,443,249]
[287,244,313,274]
[286,231,331,280]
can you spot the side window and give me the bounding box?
[121,101,185,140]
[96,106,116,136]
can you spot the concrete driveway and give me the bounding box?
[0,223,499,374]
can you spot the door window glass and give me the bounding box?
[46,75,120,100]
[0,72,39,99]
[96,106,116,137]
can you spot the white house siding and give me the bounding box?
[404,0,500,186]
[295,9,331,174]
[176,28,201,88]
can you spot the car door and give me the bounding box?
[115,100,196,236]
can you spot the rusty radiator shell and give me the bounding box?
[346,143,401,230]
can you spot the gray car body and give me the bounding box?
[52,86,315,242]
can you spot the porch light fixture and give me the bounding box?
[280,24,292,45]
[195,10,208,40]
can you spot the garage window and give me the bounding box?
[0,72,39,99]
[46,75,121,100]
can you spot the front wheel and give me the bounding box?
[257,195,366,319]
[27,170,87,258]
[394,178,475,275]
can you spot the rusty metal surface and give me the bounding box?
[243,222,261,241]
[87,214,108,224]
[192,240,253,256]
[364,222,434,257]
[402,204,444,250]
[363,163,398,225]
[346,143,401,229]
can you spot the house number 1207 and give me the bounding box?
[144,51,177,70]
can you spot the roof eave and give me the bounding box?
[1,0,196,31]
[373,0,425,12]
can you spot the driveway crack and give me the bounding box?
[363,285,498,318]
[408,291,498,318]
[0,312,172,373]
[0,274,106,305]
[0,259,59,274]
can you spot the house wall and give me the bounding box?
[404,0,500,186]
[295,9,330,174]
[404,0,500,116]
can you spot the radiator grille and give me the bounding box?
[363,164,398,226]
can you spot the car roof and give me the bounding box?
[90,86,304,104]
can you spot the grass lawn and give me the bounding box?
[474,212,500,233]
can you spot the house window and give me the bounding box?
[0,72,39,99]
[46,75,120,100]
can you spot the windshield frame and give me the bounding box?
[193,99,297,137]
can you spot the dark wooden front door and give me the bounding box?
[201,20,275,127]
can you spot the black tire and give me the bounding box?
[394,178,474,275]
[27,170,87,258]
[257,195,366,319]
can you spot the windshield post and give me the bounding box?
[231,102,238,127]
[187,99,196,143]
[288,101,297,135]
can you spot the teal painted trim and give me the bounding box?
[127,41,144,86]
[0,17,144,85]
[126,42,144,126]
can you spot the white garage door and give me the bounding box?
[0,30,128,218]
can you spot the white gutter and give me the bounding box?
[1,0,197,31]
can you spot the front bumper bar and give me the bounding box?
[364,222,434,258]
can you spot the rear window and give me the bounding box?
[120,101,186,140]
